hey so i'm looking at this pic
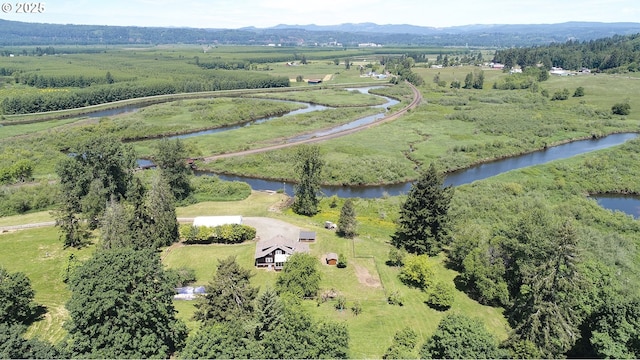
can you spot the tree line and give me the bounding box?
[389,162,640,358]
[493,33,640,72]
[1,73,290,115]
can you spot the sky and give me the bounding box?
[1,0,638,29]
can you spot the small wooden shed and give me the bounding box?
[326,253,338,266]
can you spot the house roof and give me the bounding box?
[299,231,316,239]
[326,253,339,261]
[254,235,309,259]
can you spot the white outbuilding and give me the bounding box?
[192,216,242,228]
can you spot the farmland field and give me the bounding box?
[2,43,640,358]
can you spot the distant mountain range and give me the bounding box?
[1,19,640,47]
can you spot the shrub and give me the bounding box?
[337,253,347,268]
[399,254,435,290]
[426,280,456,311]
[612,102,631,115]
[179,224,256,244]
[387,247,407,267]
[351,301,362,316]
[551,88,570,101]
[387,290,404,306]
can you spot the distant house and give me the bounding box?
[299,231,316,242]
[326,253,338,266]
[490,63,505,69]
[255,235,310,270]
[307,79,322,85]
[192,216,242,228]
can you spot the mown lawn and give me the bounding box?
[166,195,510,358]
[0,227,95,344]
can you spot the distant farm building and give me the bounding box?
[307,79,323,85]
[490,63,505,69]
[192,216,242,228]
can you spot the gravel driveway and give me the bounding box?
[243,217,303,241]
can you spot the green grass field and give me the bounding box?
[2,190,507,357]
[2,45,640,357]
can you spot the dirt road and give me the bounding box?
[201,82,422,162]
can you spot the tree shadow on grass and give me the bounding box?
[22,304,48,326]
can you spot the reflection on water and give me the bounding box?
[198,133,639,198]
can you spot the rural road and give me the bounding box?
[201,82,422,161]
[0,83,421,233]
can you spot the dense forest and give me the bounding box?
[493,33,640,72]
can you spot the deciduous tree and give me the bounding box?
[426,280,456,311]
[420,313,506,359]
[588,297,640,359]
[0,267,37,326]
[143,172,179,248]
[154,138,192,201]
[64,248,187,358]
[292,145,324,216]
[275,253,321,298]
[399,254,435,290]
[383,327,418,359]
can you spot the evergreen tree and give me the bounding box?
[179,322,261,359]
[391,163,454,255]
[194,256,259,325]
[254,288,285,339]
[507,220,583,357]
[463,72,474,88]
[337,198,357,238]
[292,145,324,216]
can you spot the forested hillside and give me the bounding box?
[493,33,640,72]
[1,19,640,47]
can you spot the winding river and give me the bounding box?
[200,133,639,198]
[114,87,637,199]
[86,86,397,141]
